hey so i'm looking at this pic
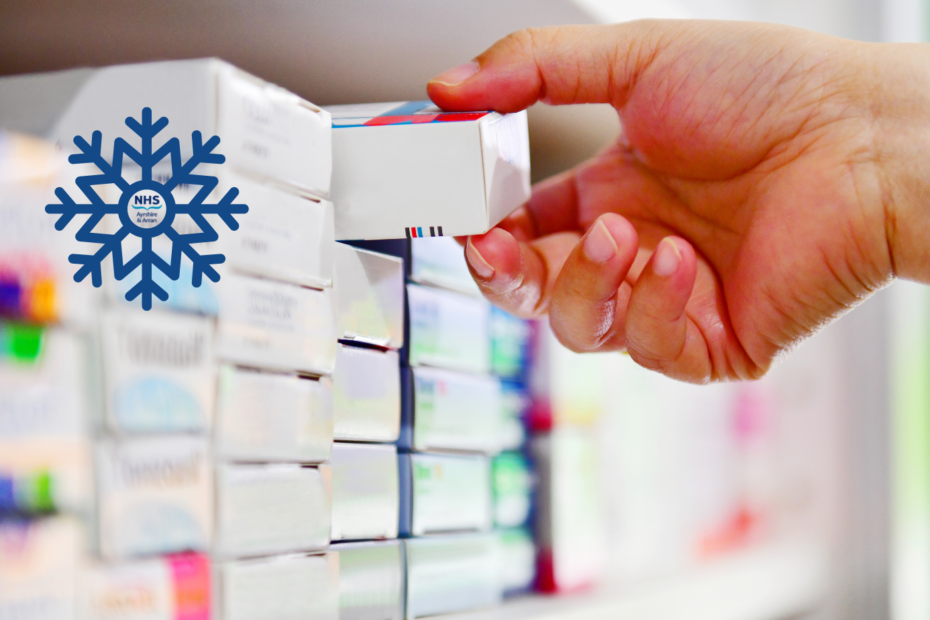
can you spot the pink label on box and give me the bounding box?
[168,553,211,620]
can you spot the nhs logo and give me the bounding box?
[132,192,162,209]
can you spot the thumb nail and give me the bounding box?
[431,61,480,86]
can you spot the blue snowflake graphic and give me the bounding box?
[46,107,248,310]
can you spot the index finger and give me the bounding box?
[426,22,670,112]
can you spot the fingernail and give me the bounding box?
[583,219,618,263]
[466,238,495,279]
[653,238,681,277]
[431,61,480,86]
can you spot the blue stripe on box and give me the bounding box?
[398,453,413,538]
[398,366,414,452]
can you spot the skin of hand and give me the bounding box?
[427,20,930,383]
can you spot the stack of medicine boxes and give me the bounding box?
[351,236,535,618]
[0,60,341,620]
[0,131,95,619]
[329,241,406,620]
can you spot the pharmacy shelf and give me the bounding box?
[455,539,828,620]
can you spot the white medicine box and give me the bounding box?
[327,101,530,240]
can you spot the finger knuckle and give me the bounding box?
[500,28,537,55]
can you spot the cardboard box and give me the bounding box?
[0,324,90,439]
[80,553,211,620]
[214,367,333,463]
[400,366,502,454]
[333,244,404,349]
[0,325,92,513]
[499,380,529,452]
[0,132,98,325]
[406,284,489,375]
[95,436,213,560]
[215,553,338,620]
[213,273,337,376]
[332,344,400,443]
[403,534,502,619]
[528,321,610,430]
[329,443,399,541]
[214,463,331,559]
[327,101,529,240]
[0,516,85,620]
[331,541,404,620]
[0,60,332,196]
[489,306,531,380]
[0,439,92,514]
[531,430,607,592]
[492,451,533,528]
[343,238,479,297]
[398,453,491,537]
[497,528,536,596]
[409,237,480,296]
[101,308,215,434]
[109,165,335,296]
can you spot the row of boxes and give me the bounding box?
[0,55,536,620]
[0,60,531,242]
[0,517,535,620]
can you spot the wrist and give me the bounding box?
[870,42,930,283]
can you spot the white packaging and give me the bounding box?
[0,60,332,196]
[95,436,213,560]
[329,443,399,541]
[0,439,92,514]
[406,284,490,375]
[404,534,502,619]
[409,237,480,297]
[214,464,330,559]
[0,132,98,325]
[0,326,92,513]
[327,101,529,240]
[80,553,211,620]
[101,308,215,434]
[331,541,403,620]
[399,453,492,536]
[215,553,338,620]
[332,344,400,443]
[213,273,337,375]
[532,430,608,592]
[333,244,404,349]
[498,528,536,595]
[109,167,335,302]
[215,366,333,463]
[0,323,89,440]
[405,366,502,453]
[0,516,85,620]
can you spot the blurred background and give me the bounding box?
[0,1,928,620]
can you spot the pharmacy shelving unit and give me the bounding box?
[456,539,828,620]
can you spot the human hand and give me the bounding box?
[428,20,930,383]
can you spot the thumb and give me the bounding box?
[427,22,667,113]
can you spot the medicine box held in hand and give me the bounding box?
[327,101,530,240]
